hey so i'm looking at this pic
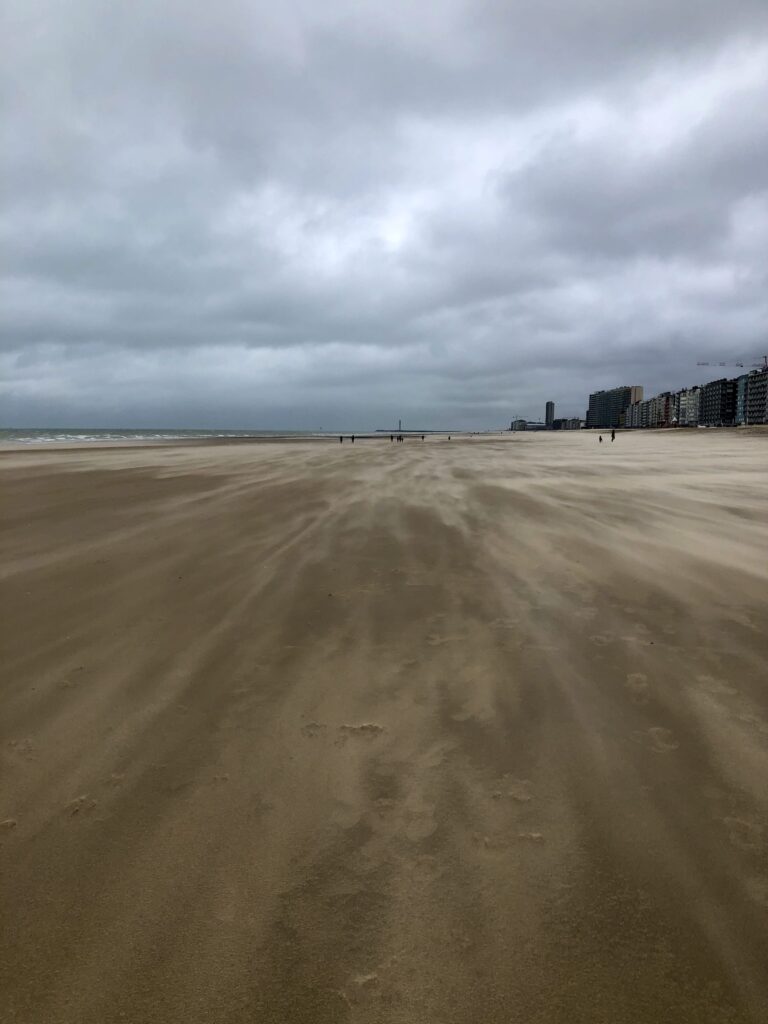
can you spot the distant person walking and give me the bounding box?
[611,429,615,442]
[390,434,393,442]
[599,435,603,443]
[351,435,355,443]
[339,436,343,443]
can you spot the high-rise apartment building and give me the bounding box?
[746,369,768,424]
[736,374,750,425]
[677,387,701,426]
[699,378,737,426]
[733,369,768,426]
[586,386,643,427]
[657,392,676,427]
[545,401,555,427]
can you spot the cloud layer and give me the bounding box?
[3,0,768,427]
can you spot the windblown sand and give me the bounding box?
[2,431,767,1023]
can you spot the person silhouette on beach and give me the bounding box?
[339,436,343,443]
[599,435,603,443]
[351,435,355,443]
[611,429,615,442]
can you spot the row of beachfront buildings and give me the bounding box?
[587,365,768,429]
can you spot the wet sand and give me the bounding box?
[2,430,767,1023]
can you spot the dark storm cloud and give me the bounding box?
[2,0,767,427]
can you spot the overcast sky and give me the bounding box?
[3,0,767,429]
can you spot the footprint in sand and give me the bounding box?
[300,721,326,738]
[404,809,437,843]
[338,971,383,1010]
[65,795,98,816]
[352,973,379,990]
[339,723,384,737]
[332,801,363,830]
[505,778,534,803]
[589,634,613,647]
[413,853,443,878]
[335,723,385,746]
[374,797,397,818]
[625,672,650,705]
[647,726,679,753]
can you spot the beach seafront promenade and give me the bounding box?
[1,430,767,1023]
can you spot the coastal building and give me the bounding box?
[699,378,737,427]
[734,369,768,426]
[545,401,555,427]
[625,402,639,428]
[736,374,750,426]
[746,368,768,424]
[625,386,705,429]
[654,396,663,426]
[689,387,702,425]
[511,419,527,431]
[677,387,701,426]
[670,391,681,425]
[586,386,643,428]
[657,392,676,427]
[550,417,580,430]
[585,368,764,431]
[651,391,663,423]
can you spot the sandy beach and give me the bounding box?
[2,430,767,1023]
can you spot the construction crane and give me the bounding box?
[697,360,745,368]
[697,357,767,369]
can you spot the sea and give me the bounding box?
[0,428,329,446]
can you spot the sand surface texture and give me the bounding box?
[2,431,767,1023]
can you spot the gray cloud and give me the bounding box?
[2,0,768,428]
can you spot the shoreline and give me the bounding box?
[2,422,766,454]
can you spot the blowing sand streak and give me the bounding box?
[1,431,767,1023]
